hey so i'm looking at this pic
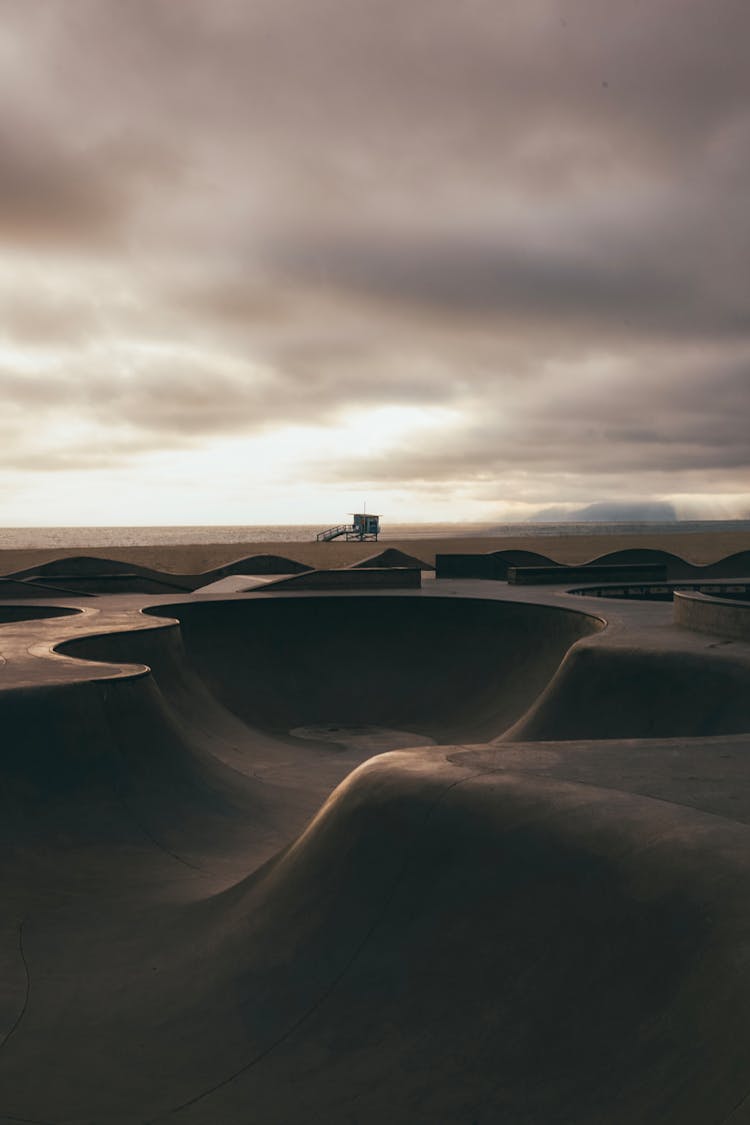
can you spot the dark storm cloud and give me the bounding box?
[0,107,182,247]
[271,220,750,339]
[0,0,749,506]
[312,349,750,486]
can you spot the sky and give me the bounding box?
[1,0,749,526]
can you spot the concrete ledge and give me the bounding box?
[0,577,97,599]
[508,563,667,585]
[435,554,509,579]
[263,567,422,591]
[350,548,434,571]
[674,590,750,641]
[28,573,191,595]
[571,580,749,602]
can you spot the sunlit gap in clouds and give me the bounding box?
[152,400,463,479]
[0,401,466,527]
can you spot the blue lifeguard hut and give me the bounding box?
[316,513,381,542]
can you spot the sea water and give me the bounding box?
[1,521,749,550]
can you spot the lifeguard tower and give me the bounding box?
[316,513,381,542]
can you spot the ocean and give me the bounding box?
[1,521,750,550]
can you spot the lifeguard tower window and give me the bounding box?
[352,514,380,540]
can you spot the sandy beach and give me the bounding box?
[1,528,750,577]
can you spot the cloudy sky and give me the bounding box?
[1,0,748,526]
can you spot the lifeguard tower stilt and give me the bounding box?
[316,513,381,542]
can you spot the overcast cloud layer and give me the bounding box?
[1,0,749,524]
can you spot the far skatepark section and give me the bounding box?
[2,562,750,1123]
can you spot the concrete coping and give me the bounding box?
[507,563,667,585]
[569,579,749,602]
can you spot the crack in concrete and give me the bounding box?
[0,920,30,1055]
[717,1086,750,1125]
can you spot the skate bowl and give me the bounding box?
[63,594,603,744]
[4,585,750,1124]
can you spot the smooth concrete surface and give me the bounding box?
[133,594,600,741]
[262,566,423,590]
[6,553,312,595]
[675,589,750,641]
[2,570,750,1123]
[0,577,97,599]
[350,547,434,570]
[29,573,194,595]
[3,529,750,579]
[507,562,667,585]
[587,546,750,579]
[436,549,559,579]
[437,546,750,582]
[566,546,750,579]
[190,574,279,594]
[568,578,749,602]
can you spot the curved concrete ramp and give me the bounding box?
[29,573,193,595]
[0,576,97,599]
[437,548,750,584]
[7,553,146,578]
[587,547,693,578]
[202,553,312,577]
[436,549,557,579]
[4,552,312,594]
[490,548,558,572]
[144,596,600,742]
[161,748,750,1125]
[350,547,434,570]
[699,548,750,578]
[505,627,750,740]
[7,555,194,595]
[588,547,750,580]
[167,553,313,590]
[258,566,422,591]
[3,741,750,1123]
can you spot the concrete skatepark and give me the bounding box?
[2,547,750,1123]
